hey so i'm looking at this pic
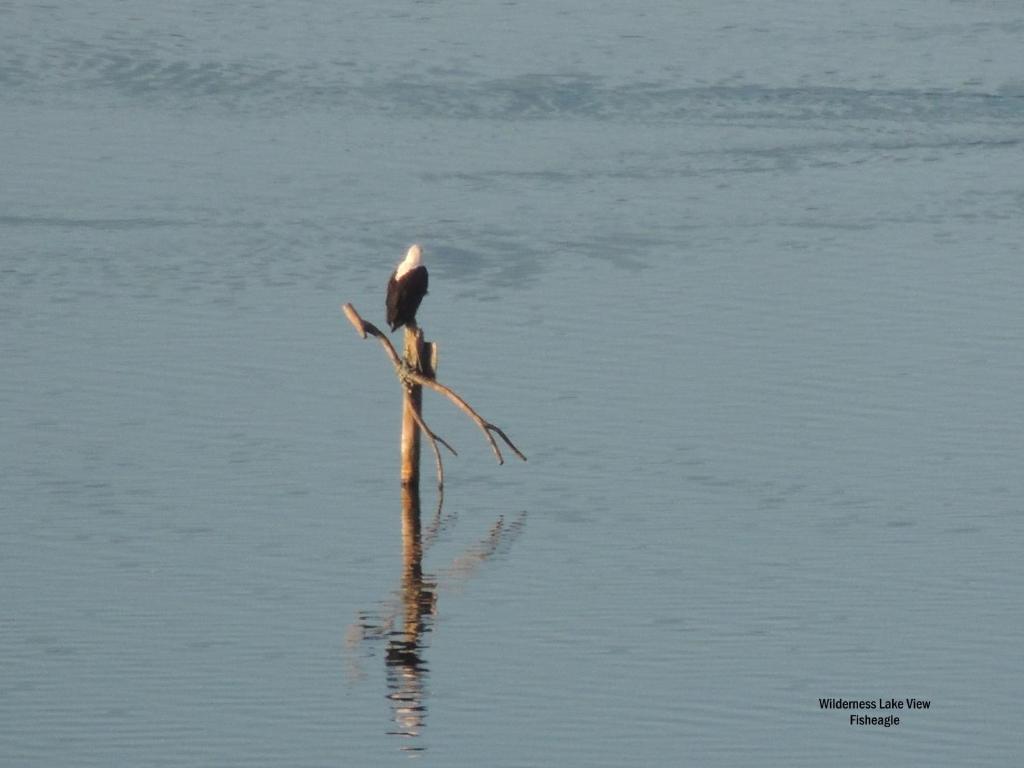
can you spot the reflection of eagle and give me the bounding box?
[386,244,429,331]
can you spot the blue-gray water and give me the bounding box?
[3,2,1023,766]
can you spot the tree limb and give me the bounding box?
[406,400,456,488]
[341,303,527,465]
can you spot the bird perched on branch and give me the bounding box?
[386,244,429,331]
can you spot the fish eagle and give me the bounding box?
[386,244,429,331]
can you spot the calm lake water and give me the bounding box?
[3,2,1023,766]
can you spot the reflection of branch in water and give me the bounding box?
[421,488,455,553]
[344,491,527,753]
[439,511,528,593]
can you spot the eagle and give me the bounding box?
[386,244,429,331]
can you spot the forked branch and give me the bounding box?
[341,303,527,466]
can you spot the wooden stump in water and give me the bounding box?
[400,326,436,488]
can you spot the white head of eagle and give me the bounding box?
[386,244,429,332]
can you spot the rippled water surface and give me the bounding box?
[3,2,1023,766]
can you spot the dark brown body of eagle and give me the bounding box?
[386,245,429,331]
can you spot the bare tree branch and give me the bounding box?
[410,368,528,465]
[342,303,401,366]
[341,303,527,466]
[406,401,456,489]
